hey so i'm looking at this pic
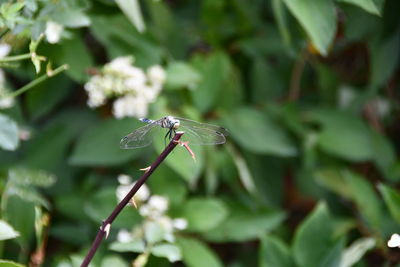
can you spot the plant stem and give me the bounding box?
[5,64,69,99]
[0,53,31,62]
[81,132,184,267]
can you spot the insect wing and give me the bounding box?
[120,122,160,149]
[177,118,228,145]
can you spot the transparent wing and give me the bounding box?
[177,118,228,145]
[120,122,161,149]
[176,117,229,136]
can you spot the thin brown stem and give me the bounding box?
[81,132,184,267]
[288,48,308,102]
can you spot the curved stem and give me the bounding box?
[5,64,69,99]
[81,132,184,267]
[0,53,31,62]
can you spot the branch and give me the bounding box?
[81,132,184,267]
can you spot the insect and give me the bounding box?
[120,116,228,149]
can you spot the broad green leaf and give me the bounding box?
[204,208,285,242]
[0,260,25,267]
[339,237,375,267]
[109,240,145,253]
[337,0,384,16]
[100,255,128,267]
[282,0,336,55]
[165,62,201,90]
[260,235,294,267]
[315,168,353,199]
[344,171,382,231]
[0,113,18,151]
[177,236,223,267]
[379,184,400,224]
[153,129,204,184]
[180,197,228,232]
[223,107,297,156]
[293,202,340,267]
[3,196,35,249]
[190,51,231,113]
[310,109,374,161]
[52,10,90,28]
[116,0,145,33]
[370,130,396,180]
[84,186,140,228]
[144,221,166,244]
[69,118,139,166]
[151,243,182,262]
[0,220,19,240]
[370,32,400,87]
[56,35,93,82]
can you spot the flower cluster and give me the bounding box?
[84,57,166,119]
[114,174,187,264]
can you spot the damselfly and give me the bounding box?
[120,116,228,149]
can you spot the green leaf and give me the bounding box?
[370,130,396,180]
[0,113,19,151]
[100,255,128,267]
[259,235,294,267]
[0,260,25,267]
[109,240,145,253]
[115,0,145,33]
[69,118,139,166]
[151,243,182,262]
[56,35,93,82]
[0,220,19,240]
[379,184,400,224]
[144,221,166,244]
[190,51,231,113]
[337,0,384,16]
[180,197,228,232]
[204,208,285,242]
[153,129,204,184]
[223,107,297,156]
[84,186,140,228]
[282,0,336,55]
[177,236,223,267]
[344,171,382,231]
[339,237,375,267]
[310,109,374,161]
[315,168,353,199]
[52,10,90,28]
[165,62,201,90]
[370,32,400,87]
[293,202,340,267]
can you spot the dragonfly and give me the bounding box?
[120,116,228,149]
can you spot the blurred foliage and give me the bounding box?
[0,0,400,266]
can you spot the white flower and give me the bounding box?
[0,43,11,58]
[147,65,166,85]
[112,95,148,119]
[87,89,106,108]
[117,229,133,243]
[148,195,169,214]
[388,233,400,248]
[118,174,132,185]
[18,128,31,141]
[172,218,188,230]
[45,21,64,44]
[116,177,150,203]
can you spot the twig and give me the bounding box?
[81,132,184,267]
[4,64,69,99]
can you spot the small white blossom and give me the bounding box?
[117,174,132,185]
[0,43,11,58]
[116,175,150,203]
[112,95,148,119]
[388,233,400,248]
[117,229,133,243]
[87,89,106,108]
[172,218,188,230]
[45,21,64,44]
[147,65,166,85]
[148,195,169,214]
[18,128,31,141]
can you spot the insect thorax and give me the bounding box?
[162,116,180,129]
